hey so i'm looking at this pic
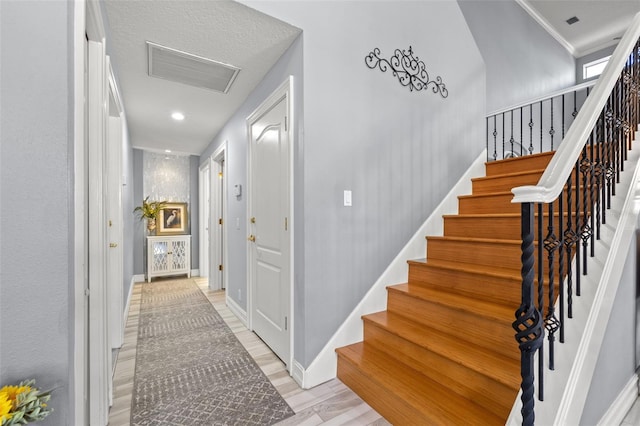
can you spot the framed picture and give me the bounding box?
[157,202,188,235]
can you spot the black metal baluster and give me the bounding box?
[529,105,534,154]
[574,160,581,296]
[544,201,560,370]
[580,147,590,275]
[558,188,565,343]
[493,115,498,161]
[521,108,524,156]
[550,97,555,150]
[510,110,515,156]
[537,202,544,401]
[564,173,575,319]
[600,109,607,226]
[540,102,543,153]
[589,125,596,258]
[514,202,544,426]
[606,97,614,205]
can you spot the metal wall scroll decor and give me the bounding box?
[365,46,448,98]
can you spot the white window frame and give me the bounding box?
[583,55,611,80]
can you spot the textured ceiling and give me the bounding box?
[103,0,301,155]
[522,0,640,56]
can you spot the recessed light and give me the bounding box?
[566,16,579,25]
[171,112,185,121]
[165,149,172,153]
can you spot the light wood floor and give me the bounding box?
[108,277,390,426]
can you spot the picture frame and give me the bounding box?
[157,202,188,235]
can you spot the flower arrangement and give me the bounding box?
[0,380,51,425]
[133,196,167,234]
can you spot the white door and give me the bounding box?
[106,107,123,351]
[199,162,210,279]
[211,151,225,290]
[248,83,291,367]
[87,39,110,425]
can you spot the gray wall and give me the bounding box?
[200,34,304,313]
[233,0,487,367]
[458,0,576,112]
[580,231,637,424]
[133,149,145,275]
[0,1,73,424]
[122,125,135,304]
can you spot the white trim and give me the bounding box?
[291,360,305,388]
[226,295,248,327]
[191,269,199,276]
[487,81,595,117]
[246,76,295,372]
[299,150,488,389]
[198,161,210,280]
[133,274,145,283]
[123,277,135,329]
[597,374,639,426]
[73,1,87,424]
[512,12,640,205]
[514,0,576,56]
[215,142,229,292]
[86,0,106,43]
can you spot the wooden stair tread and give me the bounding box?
[337,342,505,425]
[408,258,521,280]
[387,283,514,322]
[363,310,520,389]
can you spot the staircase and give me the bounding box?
[335,151,557,424]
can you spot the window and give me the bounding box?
[583,55,611,79]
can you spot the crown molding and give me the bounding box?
[515,0,577,57]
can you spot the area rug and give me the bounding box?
[131,278,294,425]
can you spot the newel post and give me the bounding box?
[513,202,544,426]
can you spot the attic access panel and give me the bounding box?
[147,41,240,93]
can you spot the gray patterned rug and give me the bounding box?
[131,279,294,425]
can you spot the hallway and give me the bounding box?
[107,277,390,425]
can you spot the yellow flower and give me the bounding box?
[0,385,31,409]
[0,391,12,423]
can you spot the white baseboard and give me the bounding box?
[191,268,199,277]
[133,274,145,283]
[291,360,305,388]
[226,294,247,327]
[598,374,639,426]
[298,150,488,389]
[123,276,135,330]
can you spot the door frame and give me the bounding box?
[199,160,211,280]
[211,143,227,291]
[246,77,295,370]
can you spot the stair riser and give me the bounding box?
[427,238,568,276]
[386,289,519,359]
[472,171,544,194]
[458,191,586,215]
[407,264,520,305]
[485,152,554,176]
[444,215,567,240]
[364,322,517,418]
[336,354,426,425]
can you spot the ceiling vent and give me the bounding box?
[147,41,240,94]
[566,16,580,25]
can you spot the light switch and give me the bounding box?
[344,190,352,207]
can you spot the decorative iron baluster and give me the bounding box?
[549,97,555,150]
[558,188,565,343]
[580,147,591,275]
[510,110,515,156]
[605,97,615,205]
[563,173,576,319]
[574,161,581,296]
[537,203,544,401]
[529,105,534,154]
[493,115,498,161]
[514,202,544,426]
[544,201,560,370]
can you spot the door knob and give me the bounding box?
[248,235,256,242]
[109,243,118,248]
[250,217,256,223]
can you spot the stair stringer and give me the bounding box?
[293,149,488,389]
[507,131,640,425]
